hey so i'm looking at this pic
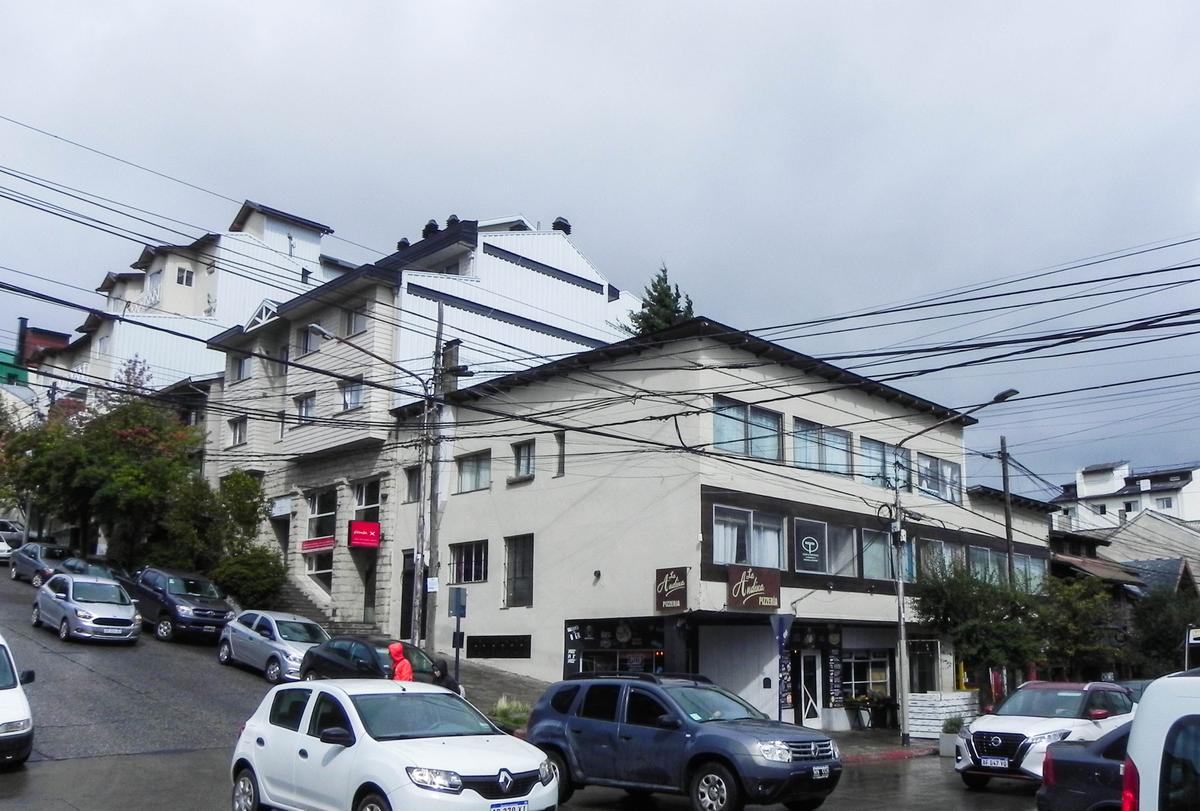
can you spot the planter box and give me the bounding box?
[939,733,958,757]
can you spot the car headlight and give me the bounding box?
[74,609,94,620]
[284,652,303,664]
[757,740,792,762]
[958,727,972,740]
[175,605,194,617]
[0,718,32,734]
[407,767,463,793]
[539,758,553,785]
[133,613,142,624]
[830,740,841,760]
[1026,729,1071,746]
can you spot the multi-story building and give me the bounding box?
[1052,460,1200,531]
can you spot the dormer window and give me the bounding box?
[176,267,194,287]
[301,267,312,285]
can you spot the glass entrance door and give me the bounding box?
[799,650,823,729]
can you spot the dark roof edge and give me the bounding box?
[967,484,1059,513]
[229,200,334,235]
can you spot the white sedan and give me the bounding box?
[231,679,557,811]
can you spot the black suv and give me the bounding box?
[527,673,841,811]
[121,566,235,642]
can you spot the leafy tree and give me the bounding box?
[1033,576,1121,680]
[211,545,286,608]
[628,264,694,335]
[150,470,269,573]
[1129,587,1200,675]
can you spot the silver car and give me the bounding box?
[217,610,329,683]
[32,574,141,643]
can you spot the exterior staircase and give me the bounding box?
[273,580,331,625]
[329,620,382,637]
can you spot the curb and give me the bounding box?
[843,746,937,764]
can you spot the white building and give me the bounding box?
[1052,460,1200,531]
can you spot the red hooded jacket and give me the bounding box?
[389,641,414,681]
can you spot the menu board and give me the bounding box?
[826,648,844,708]
[562,623,582,677]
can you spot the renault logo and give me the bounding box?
[497,769,513,794]
[990,736,1002,748]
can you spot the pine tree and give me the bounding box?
[628,264,694,335]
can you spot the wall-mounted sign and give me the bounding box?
[655,567,688,611]
[726,565,781,610]
[270,496,293,519]
[795,519,827,573]
[348,520,381,548]
[301,536,335,553]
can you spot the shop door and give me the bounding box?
[799,650,823,729]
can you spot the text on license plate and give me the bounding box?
[981,757,1009,769]
[102,628,123,635]
[202,626,217,632]
[489,803,527,811]
[812,765,830,779]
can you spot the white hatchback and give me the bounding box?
[0,630,35,767]
[230,679,557,811]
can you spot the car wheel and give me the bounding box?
[264,658,283,684]
[546,749,575,804]
[355,792,392,811]
[302,670,320,681]
[784,800,825,811]
[961,773,991,790]
[58,619,71,642]
[30,605,40,628]
[690,762,743,811]
[9,565,17,581]
[155,617,175,642]
[30,573,44,588]
[217,641,233,665]
[231,766,261,811]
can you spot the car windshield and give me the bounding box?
[0,646,16,690]
[277,621,328,644]
[372,643,433,675]
[73,583,131,605]
[166,576,221,598]
[43,547,70,561]
[997,688,1085,718]
[664,685,767,722]
[352,693,497,740]
[90,562,130,580]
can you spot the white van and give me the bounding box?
[0,631,35,767]
[1123,670,1200,810]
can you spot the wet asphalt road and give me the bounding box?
[0,573,1037,810]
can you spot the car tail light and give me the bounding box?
[1042,748,1056,787]
[1121,756,1139,811]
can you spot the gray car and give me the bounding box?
[10,543,73,587]
[217,610,329,683]
[31,574,141,643]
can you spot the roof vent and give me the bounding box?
[422,219,440,239]
[552,216,572,235]
[446,214,460,228]
[396,238,411,251]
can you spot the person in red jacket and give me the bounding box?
[388,641,414,681]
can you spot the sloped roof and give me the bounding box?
[229,200,333,235]
[967,485,1059,513]
[1081,461,1128,474]
[1121,558,1193,593]
[1096,511,1200,591]
[1053,553,1143,586]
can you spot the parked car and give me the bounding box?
[9,542,73,587]
[31,573,140,644]
[1123,668,1200,810]
[527,672,842,811]
[956,681,1135,790]
[61,557,131,583]
[0,630,35,768]
[1117,679,1155,704]
[299,636,435,682]
[0,539,13,565]
[0,519,29,549]
[1035,720,1129,811]
[121,566,235,642]
[230,679,557,811]
[218,610,330,684]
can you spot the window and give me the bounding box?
[306,489,337,539]
[237,613,260,629]
[456,451,491,493]
[232,355,251,382]
[828,524,857,577]
[550,685,580,714]
[298,325,319,355]
[916,453,962,503]
[1157,496,1175,510]
[1012,554,1046,592]
[307,693,352,737]
[712,396,782,460]
[305,551,333,591]
[354,479,380,523]
[340,378,364,411]
[579,684,621,721]
[714,507,784,568]
[842,650,890,699]
[344,304,368,336]
[96,335,109,358]
[295,393,316,424]
[269,689,311,731]
[968,546,1009,584]
[228,417,247,447]
[554,431,566,477]
[277,411,286,441]
[404,465,422,503]
[176,266,194,286]
[920,539,958,573]
[1160,715,1200,810]
[505,534,534,607]
[1124,501,1137,512]
[1097,504,1108,515]
[793,419,852,476]
[275,344,289,377]
[858,438,911,491]
[511,440,534,479]
[450,540,488,584]
[862,529,892,580]
[793,518,856,576]
[626,690,671,727]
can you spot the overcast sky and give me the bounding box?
[2,2,1199,494]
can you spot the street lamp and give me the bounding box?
[307,322,471,649]
[892,387,1017,747]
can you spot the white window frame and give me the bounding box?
[340,378,364,411]
[228,417,247,447]
[793,419,852,476]
[295,392,317,424]
[456,451,491,493]
[714,506,784,569]
[712,396,783,461]
[862,528,892,580]
[511,440,535,479]
[232,355,251,382]
[504,534,534,607]
[916,453,962,504]
[306,489,337,540]
[305,550,333,592]
[404,465,422,503]
[450,540,488,584]
[344,304,368,336]
[554,431,566,477]
[1156,496,1174,510]
[176,266,194,287]
[353,479,380,523]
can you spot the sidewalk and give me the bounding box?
[828,728,937,763]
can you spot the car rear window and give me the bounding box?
[997,688,1084,718]
[269,688,311,731]
[580,684,621,721]
[550,685,580,714]
[1161,714,1200,810]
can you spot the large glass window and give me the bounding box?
[296,392,317,424]
[307,489,337,539]
[450,540,488,584]
[512,440,535,478]
[456,452,491,493]
[858,438,911,491]
[713,396,782,460]
[354,479,380,523]
[917,453,962,503]
[714,507,783,568]
[842,650,891,699]
[1160,716,1200,811]
[505,534,534,607]
[828,524,857,577]
[305,551,333,592]
[794,519,856,576]
[920,539,959,574]
[340,378,364,411]
[862,529,892,580]
[404,466,421,502]
[793,419,852,476]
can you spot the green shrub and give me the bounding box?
[491,695,531,730]
[211,544,286,608]
[942,715,965,734]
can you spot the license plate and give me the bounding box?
[101,628,123,635]
[812,765,830,780]
[489,803,528,811]
[981,757,1009,769]
[202,626,217,633]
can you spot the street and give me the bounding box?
[0,574,1038,810]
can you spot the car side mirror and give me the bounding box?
[53,592,65,600]
[19,670,34,685]
[1087,708,1111,721]
[258,628,274,640]
[657,714,682,729]
[318,726,355,747]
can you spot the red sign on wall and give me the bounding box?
[349,520,381,549]
[301,536,335,553]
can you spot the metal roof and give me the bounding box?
[228,200,334,235]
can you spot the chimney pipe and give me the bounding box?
[446,214,460,228]
[552,216,572,235]
[422,220,440,239]
[16,317,28,367]
[396,238,411,251]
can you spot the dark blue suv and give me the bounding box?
[527,673,842,811]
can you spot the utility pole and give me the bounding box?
[410,304,445,650]
[1000,435,1015,585]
